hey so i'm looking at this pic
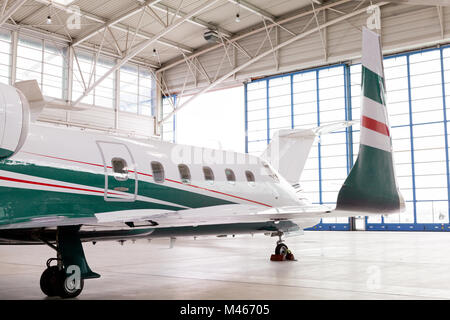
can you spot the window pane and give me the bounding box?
[95,57,114,108]
[0,30,11,84]
[178,164,191,184]
[245,170,255,186]
[225,168,236,184]
[17,36,42,85]
[151,161,165,183]
[203,166,214,183]
[43,42,66,99]
[111,158,128,181]
[120,64,153,114]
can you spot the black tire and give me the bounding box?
[275,243,288,256]
[40,266,60,297]
[57,270,84,299]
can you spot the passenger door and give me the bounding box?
[96,141,137,202]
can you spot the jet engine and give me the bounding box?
[0,82,30,160]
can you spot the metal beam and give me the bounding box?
[0,0,27,26]
[72,0,162,47]
[2,20,159,68]
[383,0,450,6]
[10,29,16,84]
[32,0,193,53]
[151,3,233,37]
[72,0,221,107]
[160,2,389,124]
[227,0,275,20]
[437,5,445,38]
[157,0,354,73]
[227,0,296,36]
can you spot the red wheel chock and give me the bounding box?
[270,252,296,261]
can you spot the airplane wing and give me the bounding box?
[0,202,396,233]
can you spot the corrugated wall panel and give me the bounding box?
[39,107,155,138]
[68,108,115,129]
[118,112,154,137]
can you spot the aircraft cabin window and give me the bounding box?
[225,168,236,184]
[245,170,256,186]
[151,161,165,183]
[111,158,128,181]
[178,164,191,184]
[203,166,214,184]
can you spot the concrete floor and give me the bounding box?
[0,231,450,299]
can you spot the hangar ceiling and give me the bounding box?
[0,0,449,123]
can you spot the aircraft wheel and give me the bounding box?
[58,271,84,299]
[275,243,288,256]
[40,266,60,297]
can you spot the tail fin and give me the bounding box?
[335,27,404,214]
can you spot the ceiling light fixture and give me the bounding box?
[235,0,240,23]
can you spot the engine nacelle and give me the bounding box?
[0,83,30,160]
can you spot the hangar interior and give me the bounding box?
[1,0,450,299]
[1,0,446,230]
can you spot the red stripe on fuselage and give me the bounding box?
[23,151,105,168]
[18,152,272,207]
[362,116,390,136]
[165,178,271,207]
[0,176,123,196]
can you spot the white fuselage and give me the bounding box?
[0,122,312,229]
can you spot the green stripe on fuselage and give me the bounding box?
[0,148,14,160]
[0,186,183,225]
[362,66,386,106]
[0,160,235,225]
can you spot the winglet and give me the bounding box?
[335,27,405,214]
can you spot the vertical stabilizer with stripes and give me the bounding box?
[335,27,405,214]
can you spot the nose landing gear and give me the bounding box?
[270,234,296,261]
[275,242,289,256]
